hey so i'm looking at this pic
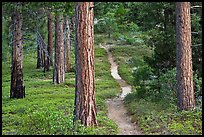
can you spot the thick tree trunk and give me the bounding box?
[64,16,71,72]
[47,13,53,68]
[53,15,65,84]
[10,12,25,99]
[74,2,98,127]
[176,2,195,110]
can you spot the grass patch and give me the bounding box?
[108,42,202,135]
[124,92,202,135]
[109,45,152,85]
[2,44,120,135]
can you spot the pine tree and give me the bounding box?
[53,15,65,84]
[176,2,195,110]
[10,5,25,98]
[74,2,98,126]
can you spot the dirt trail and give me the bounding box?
[100,44,143,135]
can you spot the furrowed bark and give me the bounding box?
[176,2,195,110]
[74,2,98,127]
[53,15,65,84]
[10,11,25,99]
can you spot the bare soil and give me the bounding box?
[100,44,143,135]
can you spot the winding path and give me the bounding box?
[100,44,143,135]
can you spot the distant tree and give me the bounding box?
[47,12,53,69]
[74,2,98,127]
[36,9,46,69]
[10,3,25,98]
[53,15,65,84]
[36,33,45,69]
[63,16,71,72]
[176,2,195,110]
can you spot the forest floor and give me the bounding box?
[2,34,201,135]
[2,45,120,135]
[101,44,143,135]
[98,36,202,135]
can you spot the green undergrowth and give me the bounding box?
[2,46,120,135]
[124,92,202,135]
[108,43,202,135]
[109,45,153,85]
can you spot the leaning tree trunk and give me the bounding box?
[41,37,45,68]
[176,2,195,110]
[47,13,53,69]
[36,32,45,69]
[36,13,46,69]
[36,35,43,69]
[74,2,98,127]
[10,12,25,99]
[64,16,71,73]
[53,15,65,84]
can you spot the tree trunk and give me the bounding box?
[53,15,65,84]
[74,2,98,127]
[36,34,43,69]
[64,16,71,72]
[10,11,25,99]
[47,13,53,68]
[176,2,195,110]
[36,12,45,69]
[36,33,45,69]
[43,49,48,72]
[41,38,45,67]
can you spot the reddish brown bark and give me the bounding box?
[176,2,195,110]
[10,12,25,98]
[53,15,65,84]
[74,2,98,127]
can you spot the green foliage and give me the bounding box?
[2,45,119,135]
[18,108,118,135]
[95,47,121,100]
[73,111,118,135]
[109,45,153,86]
[19,108,74,135]
[124,90,202,135]
[2,13,12,63]
[193,74,202,98]
[107,38,202,135]
[123,2,177,76]
[133,64,202,105]
[94,11,118,37]
[128,62,202,135]
[133,65,152,97]
[154,68,177,103]
[2,1,202,135]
